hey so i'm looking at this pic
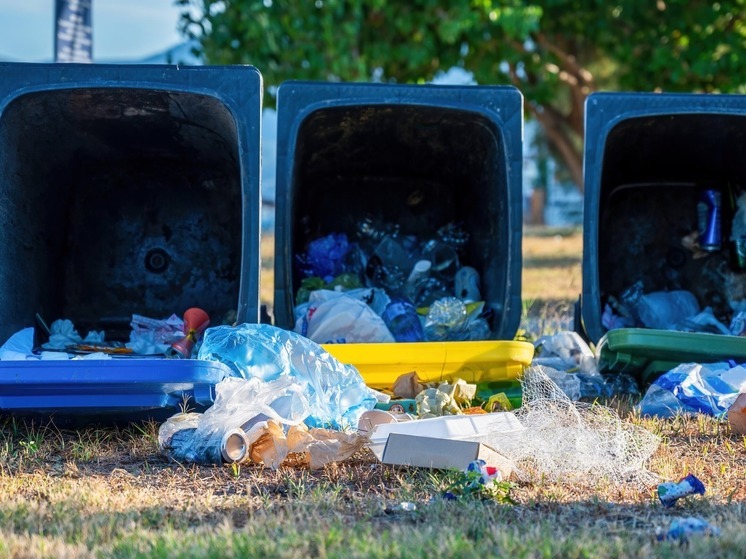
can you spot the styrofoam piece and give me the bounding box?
[367,412,524,460]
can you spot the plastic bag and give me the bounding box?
[533,331,598,375]
[159,375,310,464]
[294,290,395,344]
[42,319,104,350]
[197,323,378,429]
[296,233,353,281]
[639,362,746,418]
[636,290,699,330]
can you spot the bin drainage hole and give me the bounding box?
[145,248,170,274]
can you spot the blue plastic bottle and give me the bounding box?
[382,299,425,342]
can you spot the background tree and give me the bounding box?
[177,0,746,192]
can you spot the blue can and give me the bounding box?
[697,189,722,252]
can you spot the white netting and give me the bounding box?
[481,366,660,486]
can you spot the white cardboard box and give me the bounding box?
[381,433,514,478]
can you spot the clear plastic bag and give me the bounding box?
[159,375,310,464]
[197,323,378,429]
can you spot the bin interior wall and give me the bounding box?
[0,88,243,342]
[289,104,510,336]
[597,113,746,325]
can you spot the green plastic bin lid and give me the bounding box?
[597,328,746,385]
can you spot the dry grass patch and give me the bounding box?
[0,410,744,558]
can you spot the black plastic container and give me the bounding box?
[273,81,523,339]
[581,92,746,344]
[0,63,263,344]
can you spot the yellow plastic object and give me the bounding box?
[322,340,534,389]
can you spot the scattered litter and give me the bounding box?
[361,412,523,474]
[391,501,417,512]
[198,323,378,429]
[639,362,746,418]
[391,372,423,400]
[377,432,514,477]
[530,332,639,401]
[658,474,706,508]
[42,319,104,351]
[727,392,746,434]
[296,232,354,282]
[166,307,210,359]
[533,331,598,375]
[294,222,494,343]
[443,459,513,502]
[491,366,660,485]
[415,379,476,418]
[127,313,184,355]
[159,375,367,469]
[657,517,720,542]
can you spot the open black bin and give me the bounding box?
[273,81,524,340]
[0,63,263,344]
[580,92,746,346]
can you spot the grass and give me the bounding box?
[0,413,744,558]
[2,227,744,558]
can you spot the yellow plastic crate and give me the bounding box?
[322,340,534,389]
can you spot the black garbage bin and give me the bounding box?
[273,81,524,341]
[0,63,263,344]
[580,92,746,346]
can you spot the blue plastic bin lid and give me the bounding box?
[0,358,232,421]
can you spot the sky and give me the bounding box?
[0,0,184,62]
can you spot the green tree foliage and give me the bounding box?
[177,0,746,189]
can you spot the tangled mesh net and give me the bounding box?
[481,366,660,486]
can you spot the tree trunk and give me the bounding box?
[529,105,585,193]
[529,188,546,226]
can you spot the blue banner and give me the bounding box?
[55,0,93,63]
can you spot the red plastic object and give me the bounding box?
[169,308,210,359]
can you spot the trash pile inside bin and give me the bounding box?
[599,187,746,337]
[1,308,212,360]
[293,220,493,344]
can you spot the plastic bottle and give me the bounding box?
[421,240,459,286]
[454,266,481,303]
[365,235,412,292]
[382,298,425,342]
[423,297,468,341]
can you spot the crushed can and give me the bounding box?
[697,188,722,252]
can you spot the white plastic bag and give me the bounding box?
[295,290,395,343]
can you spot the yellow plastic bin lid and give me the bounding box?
[322,340,534,389]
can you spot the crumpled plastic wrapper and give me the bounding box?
[250,421,365,469]
[126,313,184,355]
[42,319,104,350]
[415,379,476,418]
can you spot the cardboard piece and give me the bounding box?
[728,392,746,435]
[381,433,514,478]
[367,412,524,460]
